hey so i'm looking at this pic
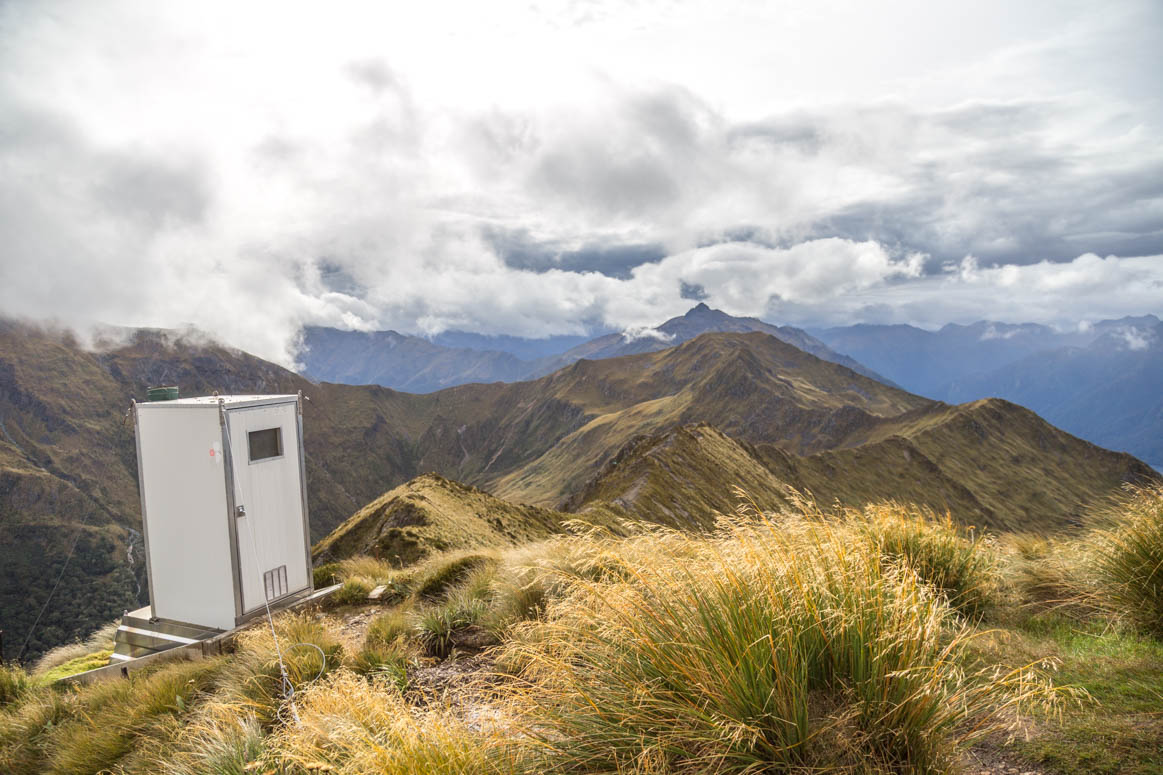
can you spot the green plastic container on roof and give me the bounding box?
[147,386,179,402]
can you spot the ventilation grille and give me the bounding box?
[264,565,288,601]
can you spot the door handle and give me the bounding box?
[236,505,246,518]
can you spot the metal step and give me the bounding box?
[109,608,223,664]
[118,607,221,640]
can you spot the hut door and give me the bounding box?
[226,404,309,615]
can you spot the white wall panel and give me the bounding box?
[137,405,237,630]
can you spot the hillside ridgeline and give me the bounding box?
[1,316,1156,660]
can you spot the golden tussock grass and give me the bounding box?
[9,491,1163,774]
[503,506,1062,774]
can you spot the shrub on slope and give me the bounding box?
[506,513,1058,774]
[848,501,998,618]
[1090,486,1163,638]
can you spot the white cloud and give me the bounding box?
[0,0,1161,365]
[1116,327,1153,351]
[621,327,675,344]
[979,324,1020,341]
[819,253,1163,330]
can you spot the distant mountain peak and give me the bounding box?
[685,302,713,316]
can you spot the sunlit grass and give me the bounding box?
[267,670,520,775]
[504,511,1061,774]
[3,490,1162,774]
[1090,486,1163,637]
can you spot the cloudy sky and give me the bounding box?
[1,0,1161,365]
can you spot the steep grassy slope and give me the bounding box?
[829,399,1157,529]
[489,332,929,505]
[944,322,1163,468]
[312,473,572,565]
[0,321,427,660]
[0,323,150,659]
[2,317,1154,661]
[569,403,1160,533]
[562,424,789,529]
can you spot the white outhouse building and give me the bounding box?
[125,393,313,646]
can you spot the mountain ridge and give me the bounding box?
[812,315,1162,467]
[300,303,893,391]
[2,316,1157,661]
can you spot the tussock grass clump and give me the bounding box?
[1006,534,1100,619]
[0,685,73,773]
[414,552,498,601]
[1090,486,1163,638]
[267,670,518,775]
[365,610,412,651]
[147,707,266,775]
[0,664,32,709]
[356,611,416,688]
[416,604,482,659]
[0,612,347,774]
[215,613,344,724]
[850,501,998,618]
[337,555,399,581]
[350,642,412,691]
[313,561,341,587]
[331,577,375,606]
[41,658,219,775]
[486,568,550,634]
[320,555,414,606]
[508,514,1060,774]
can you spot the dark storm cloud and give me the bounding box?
[315,260,366,297]
[483,226,666,279]
[732,101,1163,268]
[679,281,708,301]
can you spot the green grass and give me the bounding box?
[37,650,114,683]
[331,578,374,606]
[414,552,498,601]
[365,610,412,651]
[42,659,220,775]
[266,670,518,775]
[980,614,1163,775]
[313,561,341,587]
[350,643,412,692]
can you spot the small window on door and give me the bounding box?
[248,427,282,462]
